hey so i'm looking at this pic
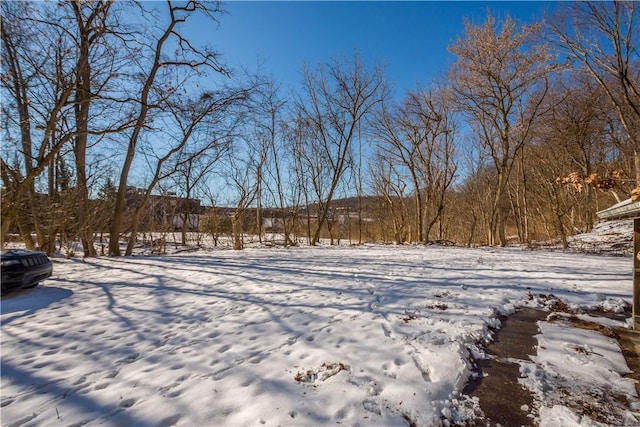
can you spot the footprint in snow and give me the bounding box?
[248,355,264,364]
[367,382,383,397]
[117,353,140,364]
[166,389,182,398]
[240,377,255,387]
[105,369,119,379]
[380,323,392,338]
[119,398,135,408]
[410,354,431,382]
[159,414,182,426]
[362,399,382,415]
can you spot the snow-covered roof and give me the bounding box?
[597,198,640,220]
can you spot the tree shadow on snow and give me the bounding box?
[1,285,73,326]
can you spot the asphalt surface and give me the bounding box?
[463,308,548,427]
[464,308,640,426]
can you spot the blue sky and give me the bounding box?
[193,1,556,96]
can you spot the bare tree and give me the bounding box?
[69,0,115,256]
[449,13,555,246]
[173,151,219,247]
[448,141,495,246]
[223,140,263,250]
[526,135,576,248]
[284,112,316,244]
[371,98,424,242]
[368,154,409,244]
[1,2,87,251]
[122,86,246,255]
[253,80,302,246]
[370,87,458,243]
[109,1,228,256]
[295,53,387,245]
[540,75,614,231]
[548,1,640,184]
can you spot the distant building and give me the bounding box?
[125,187,201,231]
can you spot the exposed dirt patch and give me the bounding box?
[617,328,640,396]
[555,385,633,425]
[294,362,349,384]
[531,292,574,313]
[401,314,418,323]
[547,312,619,338]
[547,312,640,396]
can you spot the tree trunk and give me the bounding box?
[635,149,640,186]
[73,2,94,256]
[109,4,182,256]
[232,212,243,250]
[492,173,508,247]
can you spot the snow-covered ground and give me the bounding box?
[1,243,638,426]
[567,220,634,256]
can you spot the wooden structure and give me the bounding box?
[597,198,640,330]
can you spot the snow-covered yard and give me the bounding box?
[1,245,638,426]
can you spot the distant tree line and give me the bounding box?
[1,1,638,255]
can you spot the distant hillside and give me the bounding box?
[206,195,387,216]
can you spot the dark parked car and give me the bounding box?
[1,249,53,294]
